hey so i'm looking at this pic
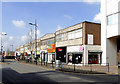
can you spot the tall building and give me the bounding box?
[101,0,120,66]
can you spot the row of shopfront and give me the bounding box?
[16,22,102,65]
[56,45,102,64]
[16,45,102,65]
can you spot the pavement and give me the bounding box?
[0,59,119,84]
[19,60,118,75]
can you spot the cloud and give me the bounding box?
[9,36,13,40]
[21,35,27,42]
[82,0,101,4]
[93,12,101,22]
[1,32,7,35]
[64,15,73,21]
[2,35,30,51]
[12,20,26,28]
[56,25,63,31]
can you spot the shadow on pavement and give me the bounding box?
[2,68,57,84]
[1,66,119,84]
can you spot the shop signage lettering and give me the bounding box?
[67,46,83,52]
[47,44,55,53]
[58,48,62,52]
[79,47,83,51]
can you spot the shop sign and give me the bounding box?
[79,46,83,51]
[67,46,83,52]
[47,44,55,53]
[58,48,62,52]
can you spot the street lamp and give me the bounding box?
[10,44,13,51]
[1,32,7,62]
[29,19,38,64]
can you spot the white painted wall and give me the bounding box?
[101,0,119,66]
[101,0,107,65]
[106,38,117,65]
[106,0,120,38]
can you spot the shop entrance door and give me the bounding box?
[72,54,82,64]
[88,55,98,64]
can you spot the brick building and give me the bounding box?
[55,21,101,65]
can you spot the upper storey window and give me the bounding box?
[107,13,118,25]
[56,33,66,42]
[68,28,82,40]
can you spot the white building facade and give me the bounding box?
[101,0,120,66]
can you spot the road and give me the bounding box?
[0,59,119,84]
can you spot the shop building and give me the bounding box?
[101,0,120,66]
[24,43,30,57]
[40,33,55,63]
[15,47,21,56]
[26,39,40,58]
[55,21,101,65]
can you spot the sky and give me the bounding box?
[1,0,101,51]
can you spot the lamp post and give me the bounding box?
[10,44,13,52]
[29,19,38,64]
[1,33,7,62]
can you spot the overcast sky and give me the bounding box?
[1,0,101,51]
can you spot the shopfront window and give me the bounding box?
[68,54,72,63]
[88,53,101,64]
[88,55,98,64]
[68,53,82,64]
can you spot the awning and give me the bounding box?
[68,52,83,54]
[88,50,103,53]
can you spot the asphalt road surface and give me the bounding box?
[0,59,119,84]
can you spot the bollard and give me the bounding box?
[90,64,92,72]
[44,61,45,65]
[52,61,53,68]
[46,62,47,67]
[41,61,42,66]
[108,63,109,72]
[74,64,75,72]
[61,63,63,71]
[36,60,37,65]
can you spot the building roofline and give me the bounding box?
[55,21,101,33]
[40,33,55,38]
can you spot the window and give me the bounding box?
[48,38,55,44]
[107,13,118,25]
[68,29,82,40]
[41,40,47,45]
[56,33,66,42]
[88,34,93,45]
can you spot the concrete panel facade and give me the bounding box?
[56,38,82,47]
